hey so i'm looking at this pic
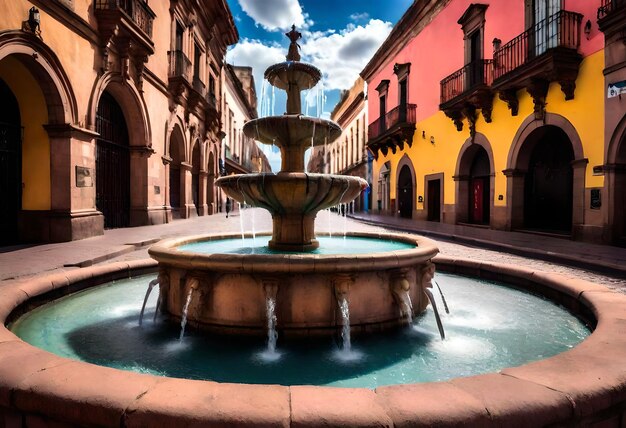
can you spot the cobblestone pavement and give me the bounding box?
[105,209,626,293]
[2,208,625,293]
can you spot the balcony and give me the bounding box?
[440,60,494,133]
[492,10,582,119]
[367,104,416,159]
[167,50,192,103]
[94,0,155,56]
[598,0,626,37]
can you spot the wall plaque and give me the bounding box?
[75,166,93,187]
[590,188,601,210]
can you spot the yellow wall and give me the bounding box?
[373,50,605,211]
[0,57,51,210]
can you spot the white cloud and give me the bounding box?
[349,12,369,21]
[226,38,286,98]
[238,0,311,32]
[300,19,393,91]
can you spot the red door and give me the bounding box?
[471,178,483,224]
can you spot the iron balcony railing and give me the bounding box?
[168,50,192,82]
[598,0,625,19]
[493,10,582,80]
[192,76,205,96]
[95,0,154,37]
[206,92,217,109]
[368,103,416,140]
[440,60,494,105]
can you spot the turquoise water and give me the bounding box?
[10,273,589,388]
[177,236,415,255]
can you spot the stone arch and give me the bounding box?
[206,150,216,214]
[396,154,416,218]
[606,113,626,245]
[0,31,102,242]
[165,115,188,163]
[168,124,186,216]
[454,133,495,225]
[0,31,77,125]
[88,72,151,148]
[505,113,586,233]
[89,73,154,226]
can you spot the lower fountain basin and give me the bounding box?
[2,257,625,426]
[148,232,439,336]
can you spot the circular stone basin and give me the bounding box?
[243,115,341,147]
[264,61,321,91]
[148,232,439,336]
[10,272,589,388]
[2,258,626,426]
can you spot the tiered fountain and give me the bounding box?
[148,28,440,337]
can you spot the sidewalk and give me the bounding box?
[350,212,626,279]
[1,209,625,282]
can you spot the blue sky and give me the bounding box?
[225,0,412,170]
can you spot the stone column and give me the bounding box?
[129,146,156,226]
[180,162,194,218]
[43,124,103,242]
[197,170,209,216]
[503,168,525,231]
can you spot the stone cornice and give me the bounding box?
[360,0,450,82]
[30,0,99,45]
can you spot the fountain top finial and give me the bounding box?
[285,24,302,61]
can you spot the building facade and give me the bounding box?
[362,0,619,244]
[221,63,271,212]
[0,0,237,244]
[308,77,370,211]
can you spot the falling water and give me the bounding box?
[251,207,257,243]
[425,288,445,340]
[179,288,194,342]
[434,280,450,314]
[238,202,245,241]
[260,79,267,117]
[139,278,159,326]
[153,294,161,323]
[266,297,278,354]
[403,291,414,324]
[339,298,351,351]
[327,208,332,238]
[342,203,348,239]
[271,85,276,116]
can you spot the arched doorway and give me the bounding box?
[469,148,491,225]
[96,91,130,229]
[207,151,215,214]
[0,78,21,244]
[397,164,413,218]
[608,120,626,246]
[523,126,574,233]
[169,127,184,217]
[377,161,390,213]
[191,141,201,215]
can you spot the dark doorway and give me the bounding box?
[169,133,183,217]
[96,91,130,229]
[397,164,413,219]
[468,31,482,87]
[379,95,386,131]
[427,179,441,222]
[469,148,490,224]
[191,141,201,215]
[524,127,573,233]
[0,79,22,245]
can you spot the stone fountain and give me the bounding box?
[148,28,439,337]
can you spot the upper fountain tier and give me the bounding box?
[216,26,367,251]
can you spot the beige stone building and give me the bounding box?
[0,0,239,244]
[309,77,369,211]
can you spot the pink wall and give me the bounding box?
[367,0,604,124]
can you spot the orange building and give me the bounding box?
[362,0,623,244]
[0,0,239,244]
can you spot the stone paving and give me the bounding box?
[1,208,625,293]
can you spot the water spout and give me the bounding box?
[339,297,351,351]
[238,202,245,242]
[434,280,450,314]
[139,278,159,326]
[402,291,414,323]
[425,288,445,340]
[179,288,195,342]
[266,297,278,354]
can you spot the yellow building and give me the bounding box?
[362,0,618,244]
[0,0,238,244]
